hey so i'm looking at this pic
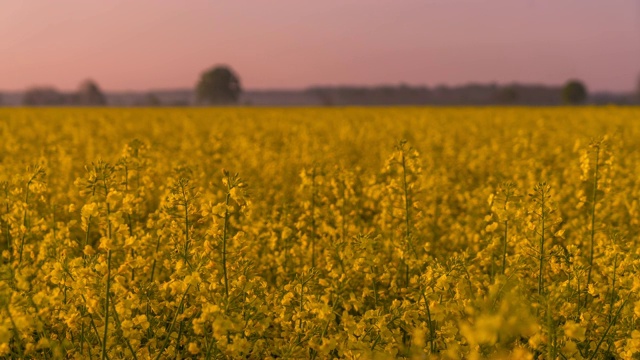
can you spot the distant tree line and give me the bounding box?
[12,65,243,107]
[307,80,591,106]
[22,80,106,106]
[3,67,640,107]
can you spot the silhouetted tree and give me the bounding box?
[76,79,107,106]
[23,87,67,106]
[496,85,519,104]
[636,73,640,104]
[196,65,241,105]
[135,93,162,107]
[145,93,161,106]
[562,80,587,104]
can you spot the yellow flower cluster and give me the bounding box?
[0,107,638,359]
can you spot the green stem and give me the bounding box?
[341,179,347,241]
[5,202,12,263]
[108,294,138,360]
[154,284,191,360]
[298,280,304,332]
[205,329,218,360]
[80,295,106,356]
[588,297,628,360]
[370,266,379,308]
[181,185,190,264]
[310,168,316,268]
[124,166,136,281]
[538,190,546,296]
[176,304,185,355]
[420,289,436,354]
[83,215,92,264]
[502,220,508,275]
[102,177,113,360]
[608,254,617,322]
[7,305,25,358]
[587,148,599,289]
[400,150,411,286]
[101,249,112,360]
[222,179,231,301]
[149,229,163,283]
[80,322,85,356]
[18,181,31,265]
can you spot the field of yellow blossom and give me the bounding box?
[0,107,639,359]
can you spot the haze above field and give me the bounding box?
[0,0,639,93]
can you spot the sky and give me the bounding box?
[0,1,639,92]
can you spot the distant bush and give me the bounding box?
[496,85,519,104]
[23,87,68,106]
[76,80,107,106]
[144,93,161,106]
[23,81,107,106]
[636,74,640,104]
[196,65,242,105]
[562,80,588,104]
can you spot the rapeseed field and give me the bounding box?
[0,107,639,359]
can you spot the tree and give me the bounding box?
[76,79,107,106]
[562,80,587,105]
[496,85,519,104]
[196,65,241,105]
[145,93,162,106]
[23,87,67,106]
[136,93,162,107]
[636,73,640,104]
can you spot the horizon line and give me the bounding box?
[0,81,633,95]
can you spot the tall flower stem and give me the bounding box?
[586,146,599,289]
[222,174,231,301]
[102,178,113,360]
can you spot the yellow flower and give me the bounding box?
[281,292,295,306]
[133,315,150,330]
[188,342,200,355]
[563,321,586,341]
[83,245,96,256]
[485,222,499,233]
[81,203,99,219]
[99,237,114,251]
[0,343,9,356]
[121,319,133,337]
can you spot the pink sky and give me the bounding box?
[1,0,639,92]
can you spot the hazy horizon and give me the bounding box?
[1,0,639,93]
